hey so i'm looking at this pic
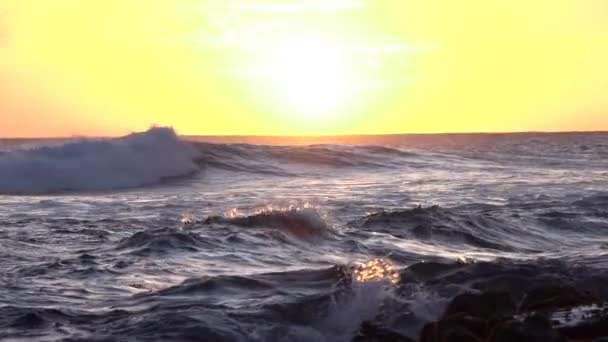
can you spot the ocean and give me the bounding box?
[1,127,607,341]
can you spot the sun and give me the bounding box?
[266,37,354,117]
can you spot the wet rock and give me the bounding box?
[441,329,484,342]
[488,315,564,342]
[472,274,536,301]
[420,314,486,342]
[521,285,597,312]
[444,291,516,318]
[557,315,608,341]
[352,321,415,342]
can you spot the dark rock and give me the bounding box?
[420,314,487,342]
[488,315,564,342]
[444,291,516,318]
[472,275,536,301]
[352,321,415,342]
[558,315,608,341]
[419,321,439,342]
[521,285,597,312]
[442,329,484,342]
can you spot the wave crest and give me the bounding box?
[205,208,329,239]
[0,127,199,194]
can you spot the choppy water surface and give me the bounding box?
[1,128,607,341]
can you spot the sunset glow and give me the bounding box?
[1,0,607,136]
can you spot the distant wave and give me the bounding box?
[0,127,432,194]
[192,142,425,175]
[11,128,600,195]
[0,127,199,194]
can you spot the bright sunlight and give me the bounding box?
[265,37,354,117]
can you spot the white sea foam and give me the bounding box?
[0,127,199,194]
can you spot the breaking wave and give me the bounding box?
[0,127,199,194]
[0,128,433,194]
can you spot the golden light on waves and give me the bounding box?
[353,258,400,284]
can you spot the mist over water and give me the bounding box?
[1,128,607,341]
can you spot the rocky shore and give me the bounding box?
[353,260,608,342]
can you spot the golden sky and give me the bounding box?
[1,0,607,137]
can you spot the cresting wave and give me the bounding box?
[0,127,429,194]
[0,127,199,194]
[203,207,329,239]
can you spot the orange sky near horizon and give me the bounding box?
[1,0,607,137]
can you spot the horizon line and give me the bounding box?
[183,129,608,138]
[2,129,608,140]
